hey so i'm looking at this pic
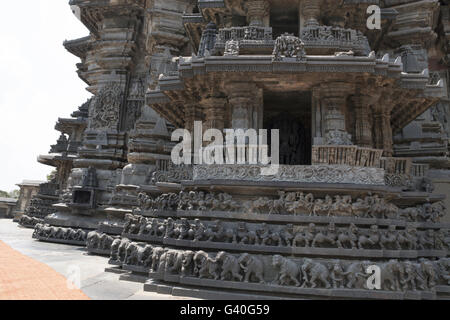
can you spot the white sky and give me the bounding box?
[0,1,92,192]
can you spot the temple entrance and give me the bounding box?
[270,1,300,38]
[264,91,312,165]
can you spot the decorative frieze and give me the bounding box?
[192,164,385,185]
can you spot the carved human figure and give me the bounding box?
[330,262,348,289]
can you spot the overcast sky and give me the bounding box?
[0,1,91,192]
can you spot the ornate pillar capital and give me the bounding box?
[314,82,354,145]
[302,0,321,26]
[245,0,270,27]
[225,81,262,131]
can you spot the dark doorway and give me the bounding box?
[264,91,312,165]
[73,190,92,205]
[270,1,299,38]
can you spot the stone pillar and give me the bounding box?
[202,97,227,131]
[372,96,394,157]
[226,82,262,131]
[316,82,354,145]
[245,0,270,27]
[352,94,375,148]
[312,88,323,144]
[300,0,320,33]
[381,110,394,157]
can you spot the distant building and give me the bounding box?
[13,180,44,221]
[0,197,18,218]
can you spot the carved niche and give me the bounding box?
[89,82,124,130]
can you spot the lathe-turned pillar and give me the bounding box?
[352,91,379,148]
[226,82,263,131]
[315,82,354,145]
[245,0,270,27]
[372,94,394,157]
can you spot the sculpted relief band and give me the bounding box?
[171,121,280,174]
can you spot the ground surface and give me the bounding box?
[0,219,192,300]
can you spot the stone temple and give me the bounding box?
[14,0,450,299]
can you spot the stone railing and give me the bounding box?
[301,24,371,55]
[214,26,274,54]
[380,157,412,175]
[380,157,413,188]
[411,163,430,177]
[312,145,383,168]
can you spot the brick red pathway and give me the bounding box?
[0,240,90,300]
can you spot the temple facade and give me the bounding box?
[23,0,450,299]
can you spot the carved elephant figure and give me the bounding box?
[110,238,122,261]
[380,260,403,291]
[140,245,154,268]
[181,251,196,277]
[238,253,265,284]
[216,251,243,282]
[301,258,331,289]
[166,250,185,274]
[118,239,132,263]
[124,242,141,266]
[150,247,167,272]
[158,249,178,273]
[344,261,370,289]
[272,255,301,287]
[193,251,219,280]
[419,259,437,289]
[76,229,87,242]
[50,227,65,239]
[33,223,45,238]
[86,231,100,249]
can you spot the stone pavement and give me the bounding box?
[0,219,193,300]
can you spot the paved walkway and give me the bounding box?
[0,219,191,300]
[0,240,89,300]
